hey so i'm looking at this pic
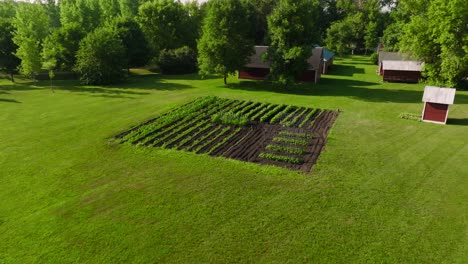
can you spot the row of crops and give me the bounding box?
[115,96,337,172]
[259,131,315,165]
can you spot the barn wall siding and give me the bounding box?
[239,68,318,83]
[238,68,269,80]
[423,102,448,123]
[383,70,421,83]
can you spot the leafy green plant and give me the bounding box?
[273,137,310,146]
[265,144,307,155]
[245,103,268,119]
[299,109,318,128]
[278,131,314,139]
[260,104,286,122]
[259,153,303,164]
[399,113,422,121]
[195,127,232,153]
[208,127,242,155]
[212,111,250,126]
[280,107,302,126]
[271,105,294,124]
[251,104,278,121]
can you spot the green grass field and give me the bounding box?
[1,56,467,263]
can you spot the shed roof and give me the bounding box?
[323,48,335,61]
[422,86,456,104]
[245,46,323,71]
[382,60,424,71]
[378,52,405,62]
[245,46,269,69]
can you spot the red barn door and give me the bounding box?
[423,102,448,123]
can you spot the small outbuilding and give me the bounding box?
[421,86,456,124]
[381,60,424,83]
[238,46,324,83]
[378,52,405,72]
[322,48,335,74]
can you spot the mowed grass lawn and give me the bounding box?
[1,56,467,263]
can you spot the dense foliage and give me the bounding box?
[265,0,320,84]
[158,46,197,74]
[197,0,254,85]
[75,27,126,85]
[0,0,466,87]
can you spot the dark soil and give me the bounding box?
[115,97,340,173]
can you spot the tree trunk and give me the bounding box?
[10,73,14,83]
[223,73,227,85]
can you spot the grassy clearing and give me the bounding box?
[1,56,467,263]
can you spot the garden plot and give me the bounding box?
[115,96,339,172]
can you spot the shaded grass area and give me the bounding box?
[1,56,467,263]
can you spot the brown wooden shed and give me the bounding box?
[238,46,324,83]
[381,60,424,83]
[421,86,456,125]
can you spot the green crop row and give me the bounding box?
[270,105,294,124]
[137,98,232,145]
[251,104,278,121]
[280,107,302,126]
[176,123,214,150]
[265,144,307,155]
[208,127,242,155]
[187,125,223,151]
[278,131,314,139]
[119,96,218,144]
[258,153,303,164]
[162,119,211,148]
[281,107,308,127]
[237,102,261,116]
[212,111,249,126]
[194,126,232,153]
[260,104,286,123]
[273,137,310,146]
[299,109,318,128]
[245,103,268,119]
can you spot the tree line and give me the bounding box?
[0,0,466,87]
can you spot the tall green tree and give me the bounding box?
[41,23,85,71]
[99,0,120,20]
[0,0,16,21]
[138,0,188,54]
[265,0,320,84]
[0,21,20,82]
[60,0,102,32]
[75,26,126,85]
[243,0,277,45]
[13,2,51,78]
[197,0,254,85]
[119,0,140,17]
[112,17,151,69]
[399,0,467,87]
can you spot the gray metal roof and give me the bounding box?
[382,60,424,71]
[422,86,456,104]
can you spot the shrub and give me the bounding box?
[158,46,197,74]
[75,26,126,85]
[370,52,378,65]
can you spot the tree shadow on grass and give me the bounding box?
[222,78,468,104]
[0,98,20,103]
[447,118,468,126]
[0,75,195,100]
[326,65,366,76]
